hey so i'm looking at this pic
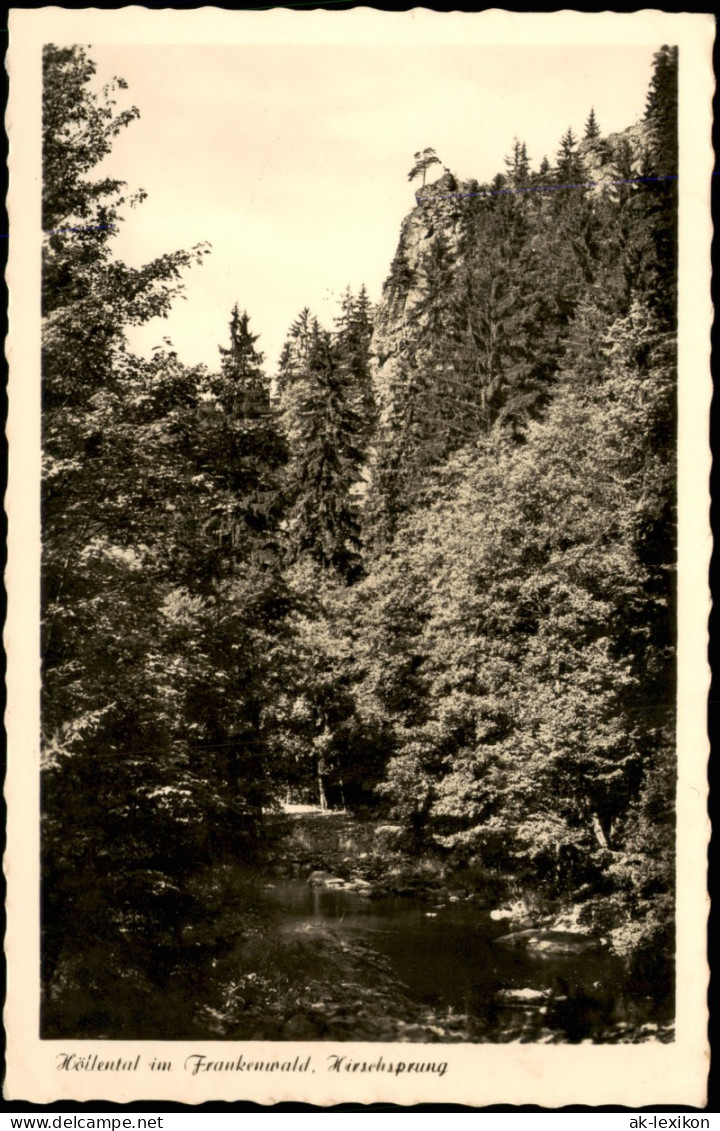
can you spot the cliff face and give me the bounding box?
[378,172,468,337]
[370,124,651,425]
[577,121,650,193]
[370,171,472,418]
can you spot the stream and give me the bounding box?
[255,877,630,1042]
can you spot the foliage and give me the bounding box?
[355,47,677,995]
[555,127,585,183]
[41,47,291,1033]
[359,299,674,918]
[407,147,442,187]
[279,300,370,582]
[584,108,600,140]
[42,43,678,1036]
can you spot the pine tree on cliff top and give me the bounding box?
[408,147,442,188]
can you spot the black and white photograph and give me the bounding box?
[5,7,712,1107]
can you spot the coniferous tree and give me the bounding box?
[41,47,293,1037]
[505,138,531,188]
[584,107,601,140]
[555,126,584,183]
[360,54,677,1013]
[333,285,376,444]
[282,318,365,582]
[216,304,269,415]
[644,45,678,176]
[490,172,507,195]
[641,45,679,328]
[203,305,287,553]
[408,147,442,188]
[369,231,474,541]
[276,306,315,397]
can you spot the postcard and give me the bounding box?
[5,6,713,1106]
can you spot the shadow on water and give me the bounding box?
[255,877,636,1043]
[41,862,671,1041]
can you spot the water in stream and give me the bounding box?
[255,878,637,1043]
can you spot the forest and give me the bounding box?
[41,44,678,1043]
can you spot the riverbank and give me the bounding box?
[266,808,584,947]
[43,808,673,1043]
[267,807,508,904]
[250,807,674,1044]
[200,865,670,1045]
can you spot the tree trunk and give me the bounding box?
[318,773,328,811]
[590,811,609,850]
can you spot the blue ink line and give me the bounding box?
[1,171,710,239]
[415,173,683,205]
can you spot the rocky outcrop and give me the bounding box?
[576,120,651,194]
[370,171,474,418]
[494,928,605,956]
[369,123,652,429]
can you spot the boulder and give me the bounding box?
[490,900,535,927]
[376,823,403,837]
[496,987,552,1004]
[528,936,601,956]
[494,928,603,956]
[343,878,372,892]
[307,870,334,886]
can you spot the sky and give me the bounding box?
[89,43,659,373]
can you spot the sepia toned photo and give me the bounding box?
[5,7,713,1106]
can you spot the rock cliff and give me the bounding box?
[369,123,651,426]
